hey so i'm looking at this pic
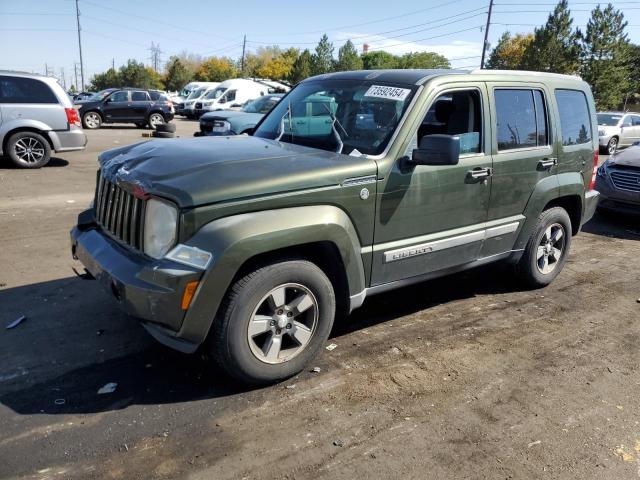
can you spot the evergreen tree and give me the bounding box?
[290,49,313,83]
[311,34,334,75]
[486,32,534,70]
[580,4,631,109]
[336,40,363,71]
[520,0,581,73]
[164,56,192,91]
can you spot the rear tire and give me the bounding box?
[209,260,336,385]
[148,112,165,130]
[515,207,572,288]
[7,131,51,168]
[151,131,175,139]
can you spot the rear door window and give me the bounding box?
[555,89,592,146]
[131,91,149,101]
[495,89,546,150]
[0,76,58,104]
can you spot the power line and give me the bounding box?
[367,25,485,51]
[246,9,488,46]
[248,0,467,37]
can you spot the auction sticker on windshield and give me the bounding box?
[364,85,411,101]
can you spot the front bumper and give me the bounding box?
[595,174,640,215]
[70,211,203,353]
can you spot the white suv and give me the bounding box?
[0,71,87,168]
[597,111,640,155]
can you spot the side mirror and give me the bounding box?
[411,134,460,166]
[219,98,226,104]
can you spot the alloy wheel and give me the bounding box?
[149,114,164,128]
[536,223,566,275]
[14,137,45,164]
[84,112,100,129]
[247,283,319,364]
[608,138,617,155]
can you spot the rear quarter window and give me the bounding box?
[555,89,592,146]
[0,76,58,104]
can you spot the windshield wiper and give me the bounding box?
[322,104,348,154]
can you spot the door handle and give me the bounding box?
[468,167,492,179]
[538,157,558,169]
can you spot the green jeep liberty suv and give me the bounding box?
[71,69,600,384]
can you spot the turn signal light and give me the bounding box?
[181,281,199,310]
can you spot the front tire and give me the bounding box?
[148,113,165,129]
[7,131,51,168]
[606,137,618,155]
[209,260,336,385]
[82,111,102,129]
[516,207,572,288]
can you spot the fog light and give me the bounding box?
[165,244,212,270]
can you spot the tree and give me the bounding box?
[290,49,313,83]
[312,34,334,75]
[520,0,581,73]
[336,40,363,71]
[361,51,398,70]
[195,57,238,82]
[164,56,192,91]
[89,67,120,90]
[245,46,298,80]
[397,51,450,69]
[580,4,631,109]
[486,32,534,70]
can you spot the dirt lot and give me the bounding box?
[1,120,639,480]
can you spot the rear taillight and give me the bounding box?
[589,149,599,190]
[65,107,81,127]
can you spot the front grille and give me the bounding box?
[95,172,145,250]
[195,102,202,109]
[610,170,640,192]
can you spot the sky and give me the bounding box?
[1,0,640,89]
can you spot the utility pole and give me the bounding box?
[75,0,85,90]
[480,0,494,69]
[74,63,79,91]
[112,58,115,70]
[241,34,246,77]
[60,67,67,89]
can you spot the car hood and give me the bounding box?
[609,145,640,168]
[201,110,257,121]
[99,136,377,207]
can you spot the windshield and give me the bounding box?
[90,89,114,101]
[243,96,281,114]
[204,87,227,100]
[253,80,417,156]
[187,88,206,100]
[598,113,623,126]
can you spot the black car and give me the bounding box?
[78,88,174,130]
[595,144,640,216]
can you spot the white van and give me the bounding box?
[181,83,220,118]
[194,79,271,116]
[179,81,219,98]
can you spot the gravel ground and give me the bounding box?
[0,120,639,480]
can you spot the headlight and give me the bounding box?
[213,120,231,132]
[598,129,606,136]
[597,161,608,177]
[144,198,178,258]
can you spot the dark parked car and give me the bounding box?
[77,88,174,130]
[595,144,640,215]
[197,94,283,136]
